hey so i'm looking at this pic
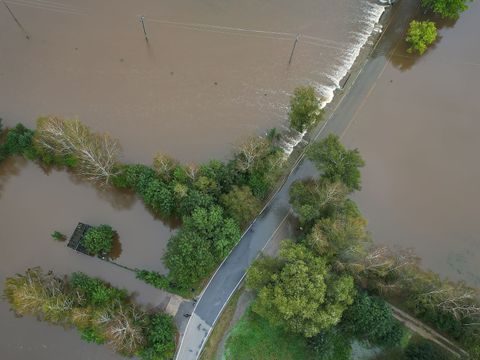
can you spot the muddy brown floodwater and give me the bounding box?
[1,0,387,358]
[343,0,480,287]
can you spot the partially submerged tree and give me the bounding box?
[152,152,177,181]
[406,20,437,55]
[420,0,472,19]
[234,136,270,172]
[289,86,323,132]
[246,240,355,337]
[307,134,364,192]
[35,117,120,185]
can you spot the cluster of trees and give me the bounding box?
[246,135,408,358]
[406,0,473,55]
[246,134,478,359]
[114,134,284,292]
[4,268,176,359]
[0,117,120,185]
[82,224,116,257]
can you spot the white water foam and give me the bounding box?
[280,1,386,157]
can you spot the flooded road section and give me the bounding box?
[343,1,480,286]
[1,0,384,163]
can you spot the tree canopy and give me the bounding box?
[289,86,323,132]
[420,0,472,19]
[406,20,437,55]
[307,134,364,191]
[246,240,355,337]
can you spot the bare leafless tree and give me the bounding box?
[153,152,177,180]
[35,117,121,185]
[235,136,270,171]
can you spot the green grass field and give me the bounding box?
[224,307,315,360]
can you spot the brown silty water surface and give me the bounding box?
[343,1,480,287]
[0,0,386,358]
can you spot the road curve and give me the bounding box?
[175,1,416,358]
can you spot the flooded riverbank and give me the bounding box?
[1,0,389,358]
[343,0,480,286]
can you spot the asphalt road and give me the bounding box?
[175,1,417,358]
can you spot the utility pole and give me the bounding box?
[2,0,30,39]
[140,15,148,42]
[288,33,300,65]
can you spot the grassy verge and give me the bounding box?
[200,288,243,360]
[224,307,315,360]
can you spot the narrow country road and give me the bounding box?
[175,1,418,358]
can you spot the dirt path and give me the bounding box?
[388,304,469,358]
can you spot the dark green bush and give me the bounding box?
[70,272,127,307]
[308,327,352,360]
[141,314,176,360]
[82,225,115,256]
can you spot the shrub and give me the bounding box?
[70,272,127,307]
[406,20,437,55]
[140,314,176,360]
[51,230,66,241]
[342,292,403,347]
[289,86,322,132]
[82,225,115,257]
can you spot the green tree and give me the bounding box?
[289,86,323,132]
[420,0,472,19]
[342,292,404,347]
[289,179,348,226]
[406,20,437,55]
[246,240,355,337]
[2,123,37,159]
[221,185,261,227]
[305,206,368,259]
[140,314,176,360]
[307,134,365,191]
[70,272,127,307]
[82,225,115,257]
[164,231,216,289]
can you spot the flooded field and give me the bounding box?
[0,0,387,358]
[343,1,480,286]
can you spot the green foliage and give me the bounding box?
[2,123,38,159]
[289,179,348,226]
[143,179,175,217]
[342,292,404,347]
[82,225,115,256]
[51,230,66,241]
[307,134,365,191]
[140,314,176,360]
[406,20,437,55]
[70,272,127,307]
[165,206,241,288]
[135,270,171,290]
[420,0,472,19]
[247,240,355,337]
[221,185,261,227]
[5,269,177,358]
[289,86,323,132]
[305,205,368,259]
[308,327,352,360]
[80,327,106,344]
[405,339,453,360]
[225,308,315,360]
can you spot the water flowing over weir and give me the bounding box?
[279,0,386,156]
